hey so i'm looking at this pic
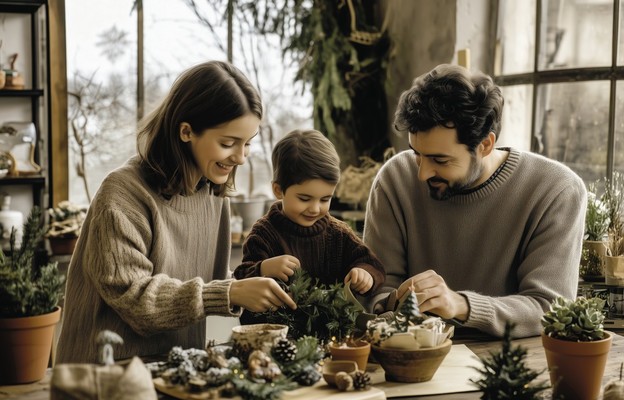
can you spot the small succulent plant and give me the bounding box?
[541,296,606,342]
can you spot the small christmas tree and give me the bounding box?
[396,286,424,331]
[471,323,549,400]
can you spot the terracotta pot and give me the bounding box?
[371,339,452,383]
[0,307,62,384]
[542,331,613,400]
[48,237,78,255]
[328,339,371,371]
[604,256,624,286]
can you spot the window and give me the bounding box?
[65,1,311,204]
[494,0,624,183]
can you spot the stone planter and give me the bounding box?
[230,323,288,353]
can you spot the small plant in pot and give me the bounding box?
[46,200,86,255]
[0,206,65,384]
[581,183,610,281]
[365,288,454,383]
[541,296,613,400]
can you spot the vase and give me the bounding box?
[542,331,613,400]
[0,307,62,384]
[328,339,371,371]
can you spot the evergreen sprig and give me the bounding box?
[471,323,549,399]
[0,206,65,317]
[265,269,360,342]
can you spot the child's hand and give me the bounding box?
[345,268,374,294]
[260,255,300,281]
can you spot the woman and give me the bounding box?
[57,61,295,363]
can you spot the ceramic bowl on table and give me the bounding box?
[371,338,452,383]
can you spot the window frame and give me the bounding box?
[492,0,624,179]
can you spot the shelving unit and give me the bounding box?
[578,281,624,330]
[0,0,50,212]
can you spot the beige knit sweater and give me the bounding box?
[57,156,239,363]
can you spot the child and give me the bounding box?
[234,129,385,298]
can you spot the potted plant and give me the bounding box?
[365,289,453,383]
[0,206,65,384]
[541,296,613,400]
[581,182,610,281]
[46,200,87,255]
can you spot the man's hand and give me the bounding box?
[260,255,300,281]
[230,277,297,312]
[397,269,469,321]
[345,267,374,294]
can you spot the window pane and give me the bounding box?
[539,0,613,70]
[66,0,136,205]
[615,82,624,174]
[533,81,609,182]
[497,0,536,74]
[498,85,533,151]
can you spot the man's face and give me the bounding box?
[409,126,484,200]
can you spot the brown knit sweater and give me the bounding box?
[234,202,385,293]
[57,156,240,364]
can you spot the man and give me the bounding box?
[363,64,586,338]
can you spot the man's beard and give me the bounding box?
[426,156,483,200]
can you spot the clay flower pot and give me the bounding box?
[328,339,371,371]
[542,331,613,400]
[0,307,62,384]
[371,338,452,383]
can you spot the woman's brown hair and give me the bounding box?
[137,61,263,197]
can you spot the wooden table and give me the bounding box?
[2,333,623,399]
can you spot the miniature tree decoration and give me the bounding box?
[396,285,424,331]
[471,323,549,400]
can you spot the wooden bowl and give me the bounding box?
[371,339,452,383]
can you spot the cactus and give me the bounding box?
[541,296,606,342]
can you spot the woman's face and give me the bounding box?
[181,113,260,184]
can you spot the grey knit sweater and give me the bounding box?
[363,148,587,338]
[57,156,239,363]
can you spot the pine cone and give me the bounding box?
[272,338,298,363]
[295,365,322,386]
[353,371,371,391]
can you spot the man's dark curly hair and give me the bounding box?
[394,64,504,153]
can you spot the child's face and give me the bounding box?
[180,113,260,184]
[273,179,336,227]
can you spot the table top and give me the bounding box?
[2,333,623,399]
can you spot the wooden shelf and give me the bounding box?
[0,89,44,97]
[0,175,45,186]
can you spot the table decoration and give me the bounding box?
[366,287,453,383]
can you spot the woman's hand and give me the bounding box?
[345,267,374,294]
[260,255,300,281]
[230,277,296,312]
